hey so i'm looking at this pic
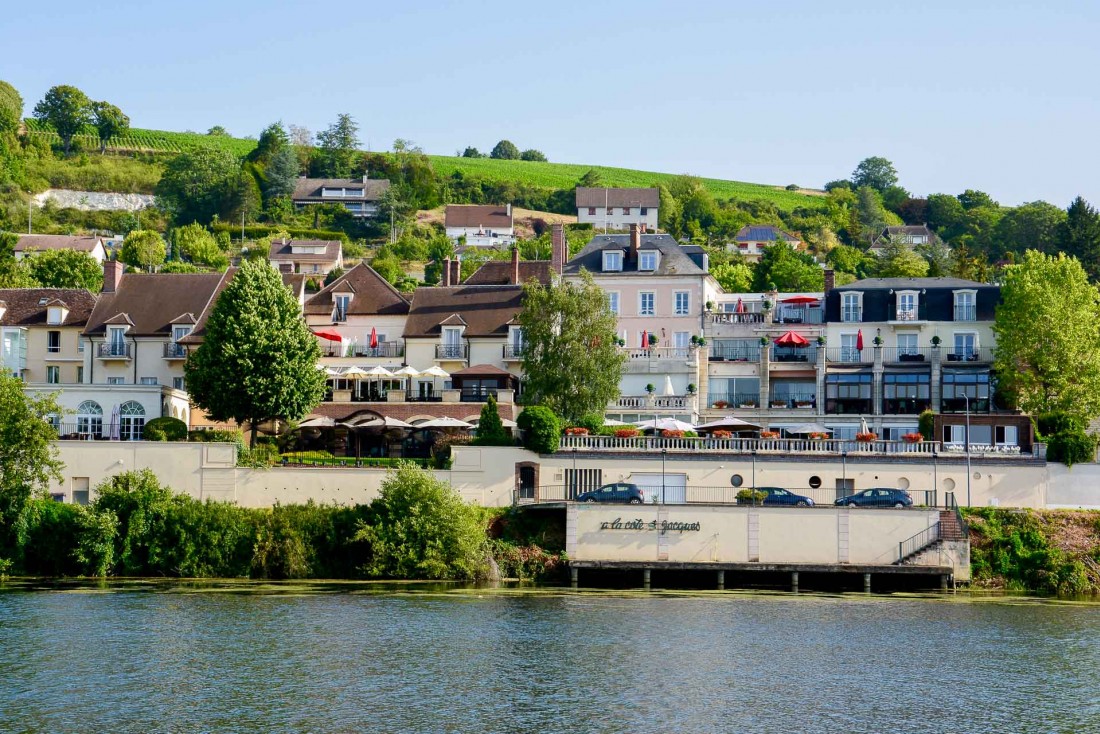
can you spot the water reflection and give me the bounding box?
[1,585,1099,733]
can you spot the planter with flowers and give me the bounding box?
[760,430,781,439]
[712,430,733,439]
[902,432,924,444]
[809,432,829,440]
[564,427,589,436]
[855,431,878,443]
[661,429,685,438]
[713,400,728,409]
[614,428,640,439]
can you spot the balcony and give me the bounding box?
[774,308,823,325]
[503,344,524,360]
[825,347,871,364]
[883,397,927,415]
[769,346,817,363]
[941,396,991,413]
[768,393,817,410]
[709,312,764,325]
[623,347,696,373]
[323,341,404,358]
[944,347,992,363]
[435,343,469,361]
[825,398,873,415]
[954,305,976,321]
[613,395,689,410]
[883,347,932,364]
[97,343,131,360]
[559,433,947,457]
[888,304,927,323]
[706,392,759,410]
[708,345,760,363]
[163,342,188,360]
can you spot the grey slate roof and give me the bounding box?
[575,187,659,208]
[291,177,390,203]
[835,277,987,291]
[563,234,707,276]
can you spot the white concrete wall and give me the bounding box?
[576,208,659,231]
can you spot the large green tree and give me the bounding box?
[992,200,1065,259]
[851,156,898,192]
[993,251,1100,420]
[490,140,520,160]
[315,113,359,177]
[119,230,166,272]
[0,80,23,133]
[1058,196,1100,282]
[0,232,37,288]
[519,269,626,422]
[155,147,240,225]
[24,249,103,290]
[264,145,299,201]
[752,242,823,292]
[712,261,754,293]
[90,101,129,153]
[33,85,92,155]
[185,259,326,445]
[873,237,930,278]
[171,223,228,270]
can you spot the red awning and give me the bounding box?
[782,295,820,305]
[312,329,343,342]
[774,330,810,347]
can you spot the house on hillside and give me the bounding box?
[730,225,802,261]
[268,238,343,275]
[870,225,937,253]
[15,234,107,263]
[575,187,659,231]
[444,204,515,248]
[291,176,390,219]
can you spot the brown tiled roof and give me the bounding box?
[304,263,410,316]
[0,288,96,327]
[444,205,512,229]
[84,271,231,337]
[268,239,342,263]
[404,285,523,338]
[282,273,310,299]
[464,260,552,286]
[15,234,102,253]
[576,187,659,208]
[292,177,390,203]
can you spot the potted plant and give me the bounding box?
[902,432,924,443]
[816,335,826,346]
[614,427,640,438]
[759,336,769,346]
[762,300,773,311]
[686,383,697,395]
[760,430,780,439]
[696,336,707,347]
[645,383,656,394]
[712,430,733,439]
[931,335,942,347]
[771,400,787,408]
[648,333,659,347]
[713,400,728,409]
[705,300,715,313]
[855,431,877,442]
[739,399,757,408]
[615,336,626,347]
[690,335,700,346]
[809,432,829,440]
[873,335,884,346]
[736,488,767,505]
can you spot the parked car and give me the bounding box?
[834,488,913,508]
[757,487,815,507]
[576,482,645,504]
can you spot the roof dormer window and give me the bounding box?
[603,251,623,272]
[46,306,67,325]
[639,250,658,271]
[334,294,351,322]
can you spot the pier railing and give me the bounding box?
[559,434,942,455]
[515,485,940,507]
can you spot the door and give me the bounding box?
[518,466,535,500]
[628,473,687,504]
[954,333,976,360]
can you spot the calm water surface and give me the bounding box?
[1,583,1098,733]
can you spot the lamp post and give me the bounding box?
[963,392,972,507]
[571,446,578,500]
[751,449,757,489]
[932,450,938,507]
[661,448,667,504]
[841,450,847,497]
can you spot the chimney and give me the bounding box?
[551,223,565,274]
[506,202,512,218]
[102,259,123,293]
[511,246,520,285]
[451,258,461,285]
[824,268,835,296]
[629,223,641,258]
[442,257,452,287]
[362,174,368,183]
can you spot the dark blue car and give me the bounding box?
[835,488,913,508]
[757,487,815,507]
[576,482,645,504]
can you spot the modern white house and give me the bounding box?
[730,225,802,261]
[291,176,390,219]
[575,187,659,231]
[444,204,515,248]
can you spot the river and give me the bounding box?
[1,583,1097,733]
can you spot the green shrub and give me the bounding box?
[918,410,935,441]
[573,412,604,435]
[188,429,244,443]
[736,488,767,504]
[517,405,561,453]
[472,394,513,446]
[1047,430,1097,467]
[143,416,188,442]
[1036,412,1085,440]
[239,444,279,468]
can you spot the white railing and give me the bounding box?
[613,395,689,409]
[561,434,951,456]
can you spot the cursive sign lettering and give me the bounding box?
[598,518,701,534]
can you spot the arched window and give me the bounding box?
[77,400,103,439]
[120,401,145,441]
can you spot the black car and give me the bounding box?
[576,482,645,504]
[835,488,913,508]
[757,487,815,507]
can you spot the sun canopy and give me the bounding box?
[393,366,421,377]
[471,416,517,428]
[351,415,414,429]
[695,416,761,431]
[603,418,629,427]
[362,365,394,378]
[634,418,696,432]
[297,416,336,428]
[415,416,474,429]
[421,366,451,378]
[786,422,832,435]
[774,330,810,347]
[312,329,343,342]
[340,366,371,379]
[781,295,820,305]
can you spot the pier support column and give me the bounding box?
[717,570,725,591]
[941,574,949,591]
[863,573,872,594]
[643,568,651,591]
[570,567,578,589]
[791,571,799,593]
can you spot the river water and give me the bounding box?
[1,583,1097,733]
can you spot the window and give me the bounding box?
[953,332,977,360]
[76,366,83,384]
[120,401,145,441]
[140,377,158,385]
[897,333,918,356]
[825,373,873,414]
[942,370,990,412]
[606,207,614,216]
[896,291,918,321]
[841,293,861,322]
[674,291,690,316]
[107,377,125,385]
[883,372,930,414]
[76,400,103,438]
[607,292,620,315]
[954,290,976,321]
[708,377,760,408]
[173,377,185,391]
[77,339,83,353]
[996,425,1019,446]
[638,251,657,271]
[47,331,61,353]
[673,332,691,355]
[639,292,655,316]
[603,251,623,271]
[47,307,63,325]
[46,365,60,384]
[172,325,192,342]
[640,207,648,216]
[587,207,596,215]
[334,294,350,322]
[840,333,862,362]
[942,424,966,444]
[623,207,631,215]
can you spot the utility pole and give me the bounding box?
[241,210,245,245]
[28,192,33,234]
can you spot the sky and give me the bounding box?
[4,0,1098,206]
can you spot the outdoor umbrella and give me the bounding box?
[735,298,745,313]
[340,366,371,379]
[369,327,378,349]
[781,295,820,305]
[641,330,648,349]
[859,417,870,434]
[695,416,761,431]
[603,418,629,427]
[856,329,864,351]
[663,375,676,396]
[774,330,810,347]
[297,416,336,428]
[421,366,450,378]
[634,418,696,432]
[787,422,832,435]
[352,416,414,429]
[312,329,343,342]
[362,366,394,378]
[416,416,474,429]
[108,404,121,441]
[471,416,518,428]
[393,366,420,377]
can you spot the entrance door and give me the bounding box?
[518,465,535,500]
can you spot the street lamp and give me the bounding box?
[932,450,938,507]
[841,450,848,497]
[751,449,757,489]
[963,392,972,507]
[661,448,667,504]
[571,446,578,500]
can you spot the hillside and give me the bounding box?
[23,122,825,211]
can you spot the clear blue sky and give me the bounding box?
[5,0,1097,206]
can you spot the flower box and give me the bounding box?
[712,400,729,409]
[760,431,780,439]
[661,429,685,438]
[614,428,640,438]
[711,430,733,439]
[809,432,829,440]
[770,401,787,409]
[739,402,757,409]
[855,432,877,442]
[902,432,924,443]
[564,427,589,436]
[795,401,813,408]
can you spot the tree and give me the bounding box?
[752,242,822,292]
[264,145,299,201]
[461,146,483,158]
[827,243,871,277]
[473,394,511,446]
[993,200,1065,259]
[1059,197,1100,283]
[0,80,23,134]
[33,85,92,155]
[119,230,166,272]
[873,236,929,278]
[0,372,64,561]
[520,149,547,162]
[577,169,602,188]
[172,223,228,270]
[712,262,754,292]
[856,186,889,241]
[851,156,898,192]
[993,251,1100,421]
[490,140,520,160]
[249,122,288,164]
[288,123,313,173]
[207,125,228,136]
[823,179,852,192]
[315,113,359,177]
[155,147,240,225]
[915,237,954,277]
[23,249,103,290]
[354,463,487,580]
[519,270,626,422]
[958,189,998,211]
[185,259,326,446]
[0,232,36,288]
[90,101,129,153]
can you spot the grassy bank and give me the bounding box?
[966,508,1100,596]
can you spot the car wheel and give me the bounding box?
[584,498,597,503]
[796,500,808,507]
[628,497,642,505]
[894,502,905,508]
[847,501,859,508]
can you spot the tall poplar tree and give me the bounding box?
[1059,197,1100,283]
[185,260,326,445]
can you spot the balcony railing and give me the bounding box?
[888,304,927,322]
[435,343,469,360]
[503,344,524,359]
[883,397,929,415]
[708,345,760,362]
[825,398,873,415]
[769,346,817,363]
[944,347,992,363]
[775,308,823,324]
[706,392,760,409]
[825,347,871,364]
[941,396,992,413]
[559,434,947,456]
[954,305,976,321]
[97,342,131,359]
[624,347,692,360]
[163,342,188,359]
[709,312,764,325]
[768,393,817,409]
[613,395,688,409]
[883,347,932,363]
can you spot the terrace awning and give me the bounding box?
[774,330,810,347]
[781,295,819,305]
[312,329,343,342]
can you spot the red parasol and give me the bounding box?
[312,329,343,342]
[781,295,819,305]
[856,329,864,351]
[735,298,745,313]
[641,330,648,348]
[774,330,810,347]
[369,327,378,349]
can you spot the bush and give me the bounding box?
[573,412,604,434]
[471,394,512,446]
[517,406,561,453]
[1036,412,1085,440]
[143,416,188,442]
[736,488,767,505]
[1046,430,1097,467]
[918,410,935,441]
[188,429,244,443]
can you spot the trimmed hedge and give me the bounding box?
[517,406,560,454]
[143,416,188,442]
